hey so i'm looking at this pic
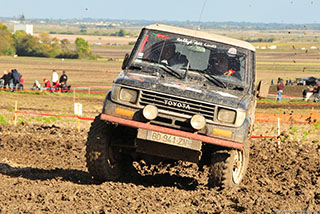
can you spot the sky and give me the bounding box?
[0,0,319,24]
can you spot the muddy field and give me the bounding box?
[0,121,319,213]
[1,46,320,212]
[0,86,319,213]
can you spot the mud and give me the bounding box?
[0,123,319,213]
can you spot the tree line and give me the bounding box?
[0,23,96,59]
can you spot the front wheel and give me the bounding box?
[208,140,250,189]
[85,115,127,181]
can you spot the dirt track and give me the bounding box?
[0,123,319,213]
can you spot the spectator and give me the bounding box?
[18,75,24,90]
[52,82,60,92]
[1,70,10,89]
[52,70,59,87]
[59,70,68,85]
[30,80,41,90]
[302,85,313,101]
[43,78,52,92]
[313,83,319,102]
[10,69,21,92]
[276,79,284,101]
[59,81,71,93]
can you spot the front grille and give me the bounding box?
[139,90,215,121]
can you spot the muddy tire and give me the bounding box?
[85,114,125,182]
[208,140,249,189]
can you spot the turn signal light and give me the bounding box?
[115,107,134,118]
[212,128,232,138]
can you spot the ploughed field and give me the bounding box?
[0,121,319,213]
[0,85,319,213]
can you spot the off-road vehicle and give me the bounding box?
[86,24,258,189]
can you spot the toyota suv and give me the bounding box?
[86,24,257,189]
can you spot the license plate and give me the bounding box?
[146,130,201,151]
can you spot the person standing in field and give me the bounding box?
[1,70,10,89]
[276,78,284,101]
[52,70,59,87]
[10,69,21,92]
[313,82,319,102]
[18,75,24,90]
[59,70,68,85]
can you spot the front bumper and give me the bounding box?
[100,114,243,150]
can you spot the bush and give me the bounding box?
[0,23,15,55]
[56,50,79,59]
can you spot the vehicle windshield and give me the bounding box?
[130,29,248,85]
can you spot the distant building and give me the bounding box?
[14,24,33,35]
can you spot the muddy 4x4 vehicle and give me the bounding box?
[86,24,258,189]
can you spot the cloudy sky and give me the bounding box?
[0,0,319,24]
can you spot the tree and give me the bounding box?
[75,37,96,59]
[0,23,15,55]
[118,29,127,37]
[13,30,45,57]
[75,37,90,55]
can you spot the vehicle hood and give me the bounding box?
[114,70,252,109]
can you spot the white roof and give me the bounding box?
[145,24,255,52]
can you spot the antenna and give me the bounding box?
[183,0,207,79]
[198,0,207,30]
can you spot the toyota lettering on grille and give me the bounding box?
[164,99,191,110]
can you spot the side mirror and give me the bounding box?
[121,53,130,70]
[256,80,270,99]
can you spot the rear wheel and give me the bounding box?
[85,115,127,181]
[208,140,249,189]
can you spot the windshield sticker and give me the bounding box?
[176,37,217,48]
[153,33,170,39]
[228,48,237,55]
[136,34,149,58]
[224,69,236,76]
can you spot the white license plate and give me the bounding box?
[146,130,201,150]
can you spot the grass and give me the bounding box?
[0,114,8,124]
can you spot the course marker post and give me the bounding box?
[14,101,18,126]
[74,103,83,132]
[73,89,76,102]
[277,117,281,146]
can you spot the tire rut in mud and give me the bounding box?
[0,123,319,213]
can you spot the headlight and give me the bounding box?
[217,108,236,124]
[143,105,158,120]
[217,108,246,126]
[190,114,206,130]
[119,88,138,104]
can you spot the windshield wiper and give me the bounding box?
[181,67,226,88]
[159,64,183,79]
[198,70,226,88]
[227,83,245,91]
[128,64,142,70]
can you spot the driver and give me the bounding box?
[160,44,189,69]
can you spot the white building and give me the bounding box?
[14,24,33,35]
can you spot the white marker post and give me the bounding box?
[14,101,18,126]
[277,117,281,147]
[74,103,83,132]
